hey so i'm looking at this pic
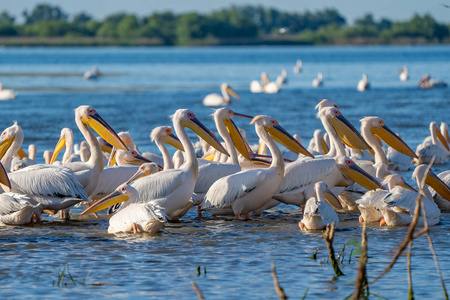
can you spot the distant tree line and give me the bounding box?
[0,4,448,45]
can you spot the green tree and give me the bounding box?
[97,22,116,37]
[72,12,92,24]
[141,12,176,44]
[117,15,139,38]
[0,11,16,36]
[176,13,206,44]
[23,4,67,24]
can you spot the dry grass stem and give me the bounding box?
[323,222,344,277]
[352,221,368,299]
[271,262,288,300]
[192,280,205,300]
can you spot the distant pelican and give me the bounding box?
[250,72,266,93]
[399,66,408,81]
[0,83,16,100]
[413,121,450,165]
[203,83,240,106]
[312,72,323,88]
[293,59,302,74]
[298,182,340,230]
[418,73,448,89]
[262,73,281,94]
[357,74,370,91]
[84,66,101,80]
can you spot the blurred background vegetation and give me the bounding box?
[0,3,449,46]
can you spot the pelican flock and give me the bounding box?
[0,55,448,236]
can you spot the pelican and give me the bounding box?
[430,170,450,212]
[50,128,78,165]
[262,73,281,94]
[0,83,16,100]
[82,184,165,234]
[399,66,408,81]
[356,174,416,223]
[277,69,288,85]
[142,126,184,170]
[104,109,229,221]
[357,74,370,91]
[379,165,441,226]
[413,121,449,165]
[312,72,323,88]
[418,74,447,89]
[201,115,313,219]
[203,83,240,106]
[43,150,51,164]
[293,59,302,74]
[0,106,128,214]
[307,129,326,155]
[11,144,37,171]
[250,72,266,93]
[84,66,101,80]
[298,182,340,230]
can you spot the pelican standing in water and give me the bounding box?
[293,59,302,74]
[201,115,309,219]
[357,74,370,91]
[399,66,408,81]
[203,83,240,106]
[312,72,323,88]
[93,109,229,221]
[298,182,340,230]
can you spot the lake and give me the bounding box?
[0,45,449,299]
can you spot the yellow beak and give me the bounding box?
[328,114,370,150]
[81,113,128,151]
[340,164,385,190]
[202,151,215,161]
[185,117,229,156]
[436,129,449,151]
[226,86,240,100]
[371,125,417,158]
[425,171,450,201]
[400,181,417,192]
[0,136,15,160]
[323,187,343,209]
[17,147,27,159]
[80,190,129,216]
[108,147,117,166]
[267,125,314,158]
[0,162,11,192]
[50,137,66,164]
[321,138,329,154]
[223,118,253,160]
[164,133,184,151]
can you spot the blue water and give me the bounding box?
[0,45,449,299]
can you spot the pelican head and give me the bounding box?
[361,117,417,158]
[315,99,339,111]
[382,174,416,192]
[430,122,449,151]
[251,115,314,158]
[413,164,450,201]
[76,105,128,151]
[50,128,73,164]
[222,83,240,101]
[150,126,184,151]
[213,107,254,160]
[173,109,229,156]
[319,107,370,150]
[81,183,138,216]
[0,122,23,160]
[315,181,342,209]
[126,162,161,184]
[335,156,385,190]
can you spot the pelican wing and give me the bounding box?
[0,193,33,215]
[131,169,186,201]
[109,203,164,229]
[90,166,140,201]
[277,158,336,194]
[195,163,241,194]
[416,144,449,164]
[356,189,389,209]
[9,164,88,200]
[203,169,266,209]
[382,187,417,214]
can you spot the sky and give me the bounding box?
[5,0,450,24]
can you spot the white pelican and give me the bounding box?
[312,72,323,88]
[84,66,101,80]
[109,109,228,221]
[356,174,416,223]
[82,184,165,234]
[0,83,16,100]
[43,150,51,164]
[413,121,449,165]
[418,74,448,89]
[357,74,370,91]
[201,115,313,219]
[379,165,441,226]
[142,126,184,170]
[399,66,408,81]
[250,72,266,93]
[50,128,78,165]
[11,144,37,171]
[430,170,450,212]
[298,182,340,230]
[277,69,288,85]
[262,73,281,94]
[203,83,240,106]
[307,129,326,155]
[194,108,253,200]
[293,59,302,74]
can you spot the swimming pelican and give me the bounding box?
[250,72,266,93]
[379,165,441,226]
[357,74,370,91]
[203,83,240,106]
[293,59,302,74]
[110,109,228,221]
[312,72,323,88]
[399,66,408,81]
[82,183,165,234]
[413,121,449,165]
[84,66,101,80]
[418,74,448,89]
[262,73,281,94]
[430,170,450,212]
[277,69,288,85]
[298,182,340,230]
[0,83,16,100]
[201,115,313,219]
[142,126,184,170]
[356,174,416,223]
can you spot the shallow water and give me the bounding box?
[0,45,449,298]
